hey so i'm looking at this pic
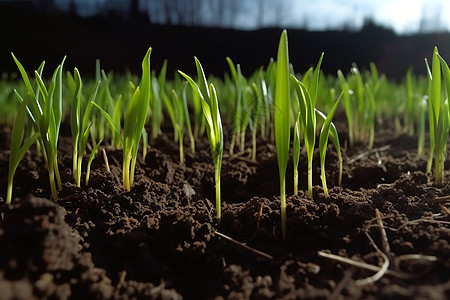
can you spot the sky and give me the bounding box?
[242,0,450,33]
[289,0,450,33]
[6,0,450,34]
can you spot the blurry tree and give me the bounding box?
[40,0,56,14]
[419,2,447,33]
[146,0,241,27]
[257,0,266,27]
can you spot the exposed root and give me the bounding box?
[117,270,127,288]
[328,269,355,300]
[318,251,411,279]
[102,148,111,173]
[214,231,273,260]
[348,145,391,164]
[394,254,437,276]
[427,195,450,203]
[256,201,264,230]
[375,209,391,259]
[357,230,389,286]
[319,209,440,287]
[440,204,450,216]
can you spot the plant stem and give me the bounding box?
[435,150,444,184]
[321,168,329,198]
[252,130,257,161]
[368,126,374,150]
[418,108,425,157]
[215,167,221,224]
[76,156,82,187]
[308,156,313,199]
[54,156,62,191]
[426,150,434,173]
[293,169,298,196]
[130,155,137,187]
[6,177,13,205]
[179,130,184,165]
[348,123,354,146]
[240,130,246,154]
[229,134,236,155]
[280,178,286,240]
[188,131,195,154]
[73,148,78,181]
[123,155,131,191]
[48,163,58,200]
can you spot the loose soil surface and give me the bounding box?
[0,117,449,300]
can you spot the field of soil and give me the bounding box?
[0,116,449,299]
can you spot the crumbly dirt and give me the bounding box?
[0,118,449,300]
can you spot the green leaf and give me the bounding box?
[318,92,343,175]
[438,53,450,116]
[179,58,223,222]
[86,139,103,186]
[309,52,324,106]
[70,68,82,148]
[92,101,122,142]
[194,57,210,103]
[274,29,290,181]
[7,97,40,204]
[431,47,441,124]
[274,29,290,240]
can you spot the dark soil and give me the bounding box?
[0,118,449,300]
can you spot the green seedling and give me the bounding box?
[163,89,187,164]
[433,48,450,184]
[70,67,102,187]
[424,47,450,184]
[291,52,324,199]
[6,97,40,205]
[149,59,167,139]
[227,57,243,155]
[337,70,354,146]
[93,47,152,190]
[250,81,262,160]
[85,139,103,186]
[274,30,290,240]
[293,111,301,196]
[181,83,196,155]
[317,92,343,198]
[12,53,65,200]
[405,67,415,135]
[179,57,224,223]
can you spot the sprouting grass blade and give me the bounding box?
[86,139,103,186]
[337,70,353,145]
[7,97,40,205]
[182,83,196,154]
[274,29,290,240]
[309,53,324,106]
[425,58,435,173]
[91,101,122,141]
[317,92,343,198]
[293,112,301,196]
[178,58,223,223]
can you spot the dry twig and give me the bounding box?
[102,148,111,173]
[318,251,412,279]
[348,145,391,164]
[256,201,264,230]
[117,270,127,288]
[427,195,450,203]
[439,204,450,215]
[375,209,391,259]
[328,269,355,300]
[215,231,273,260]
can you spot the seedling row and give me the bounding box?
[3,30,449,239]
